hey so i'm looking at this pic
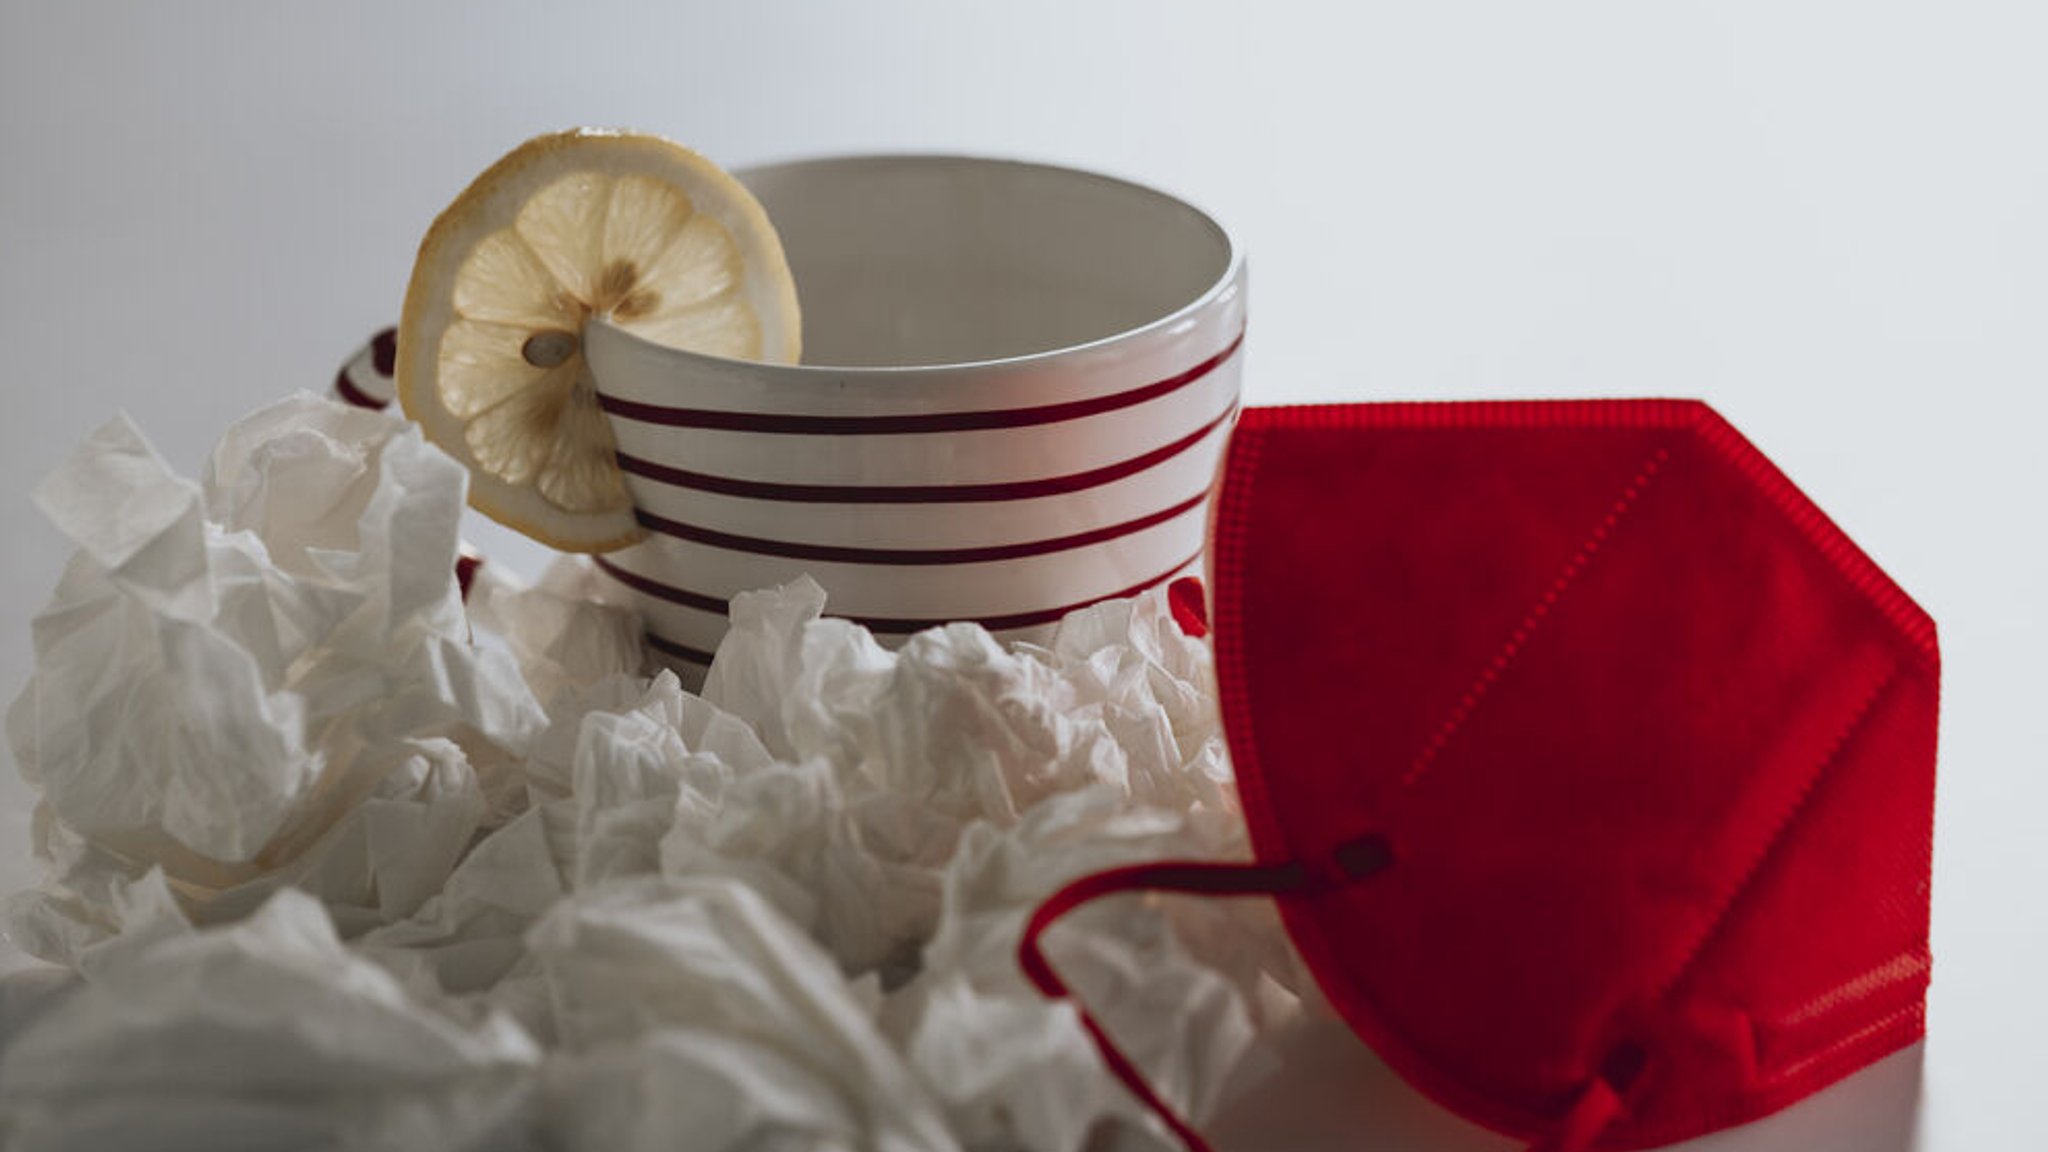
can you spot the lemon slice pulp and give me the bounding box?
[397,129,801,551]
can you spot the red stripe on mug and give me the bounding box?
[594,557,728,616]
[370,327,398,377]
[634,490,1208,565]
[611,546,1202,638]
[334,368,390,411]
[615,405,1238,504]
[597,331,1244,435]
[644,632,718,666]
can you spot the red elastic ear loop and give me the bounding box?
[1017,859,1311,1152]
[1019,851,1623,1152]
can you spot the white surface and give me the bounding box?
[0,2,2042,1149]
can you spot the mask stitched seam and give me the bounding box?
[1402,444,1673,788]
[1624,998,1925,1149]
[1211,422,1286,858]
[1660,999,1925,1147]
[1770,950,1930,1031]
[1566,666,1897,1149]
[1762,1000,1923,1089]
[1691,409,1937,666]
[1745,950,1928,1084]
[1642,661,1901,1010]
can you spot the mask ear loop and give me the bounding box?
[1019,836,1633,1152]
[1018,835,1395,1152]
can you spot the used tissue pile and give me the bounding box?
[0,395,1312,1151]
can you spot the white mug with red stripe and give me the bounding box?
[591,156,1245,674]
[339,155,1244,678]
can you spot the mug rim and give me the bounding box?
[592,151,1244,378]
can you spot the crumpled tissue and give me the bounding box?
[6,395,556,959]
[1,393,1314,1152]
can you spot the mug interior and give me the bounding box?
[738,156,1233,368]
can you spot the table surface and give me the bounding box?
[2,3,2043,1149]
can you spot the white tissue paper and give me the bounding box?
[1,393,1315,1151]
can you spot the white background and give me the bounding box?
[2,2,2043,1149]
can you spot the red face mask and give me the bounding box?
[1022,400,1939,1152]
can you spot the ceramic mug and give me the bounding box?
[585,155,1246,675]
[342,155,1246,678]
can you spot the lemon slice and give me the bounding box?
[397,129,801,551]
